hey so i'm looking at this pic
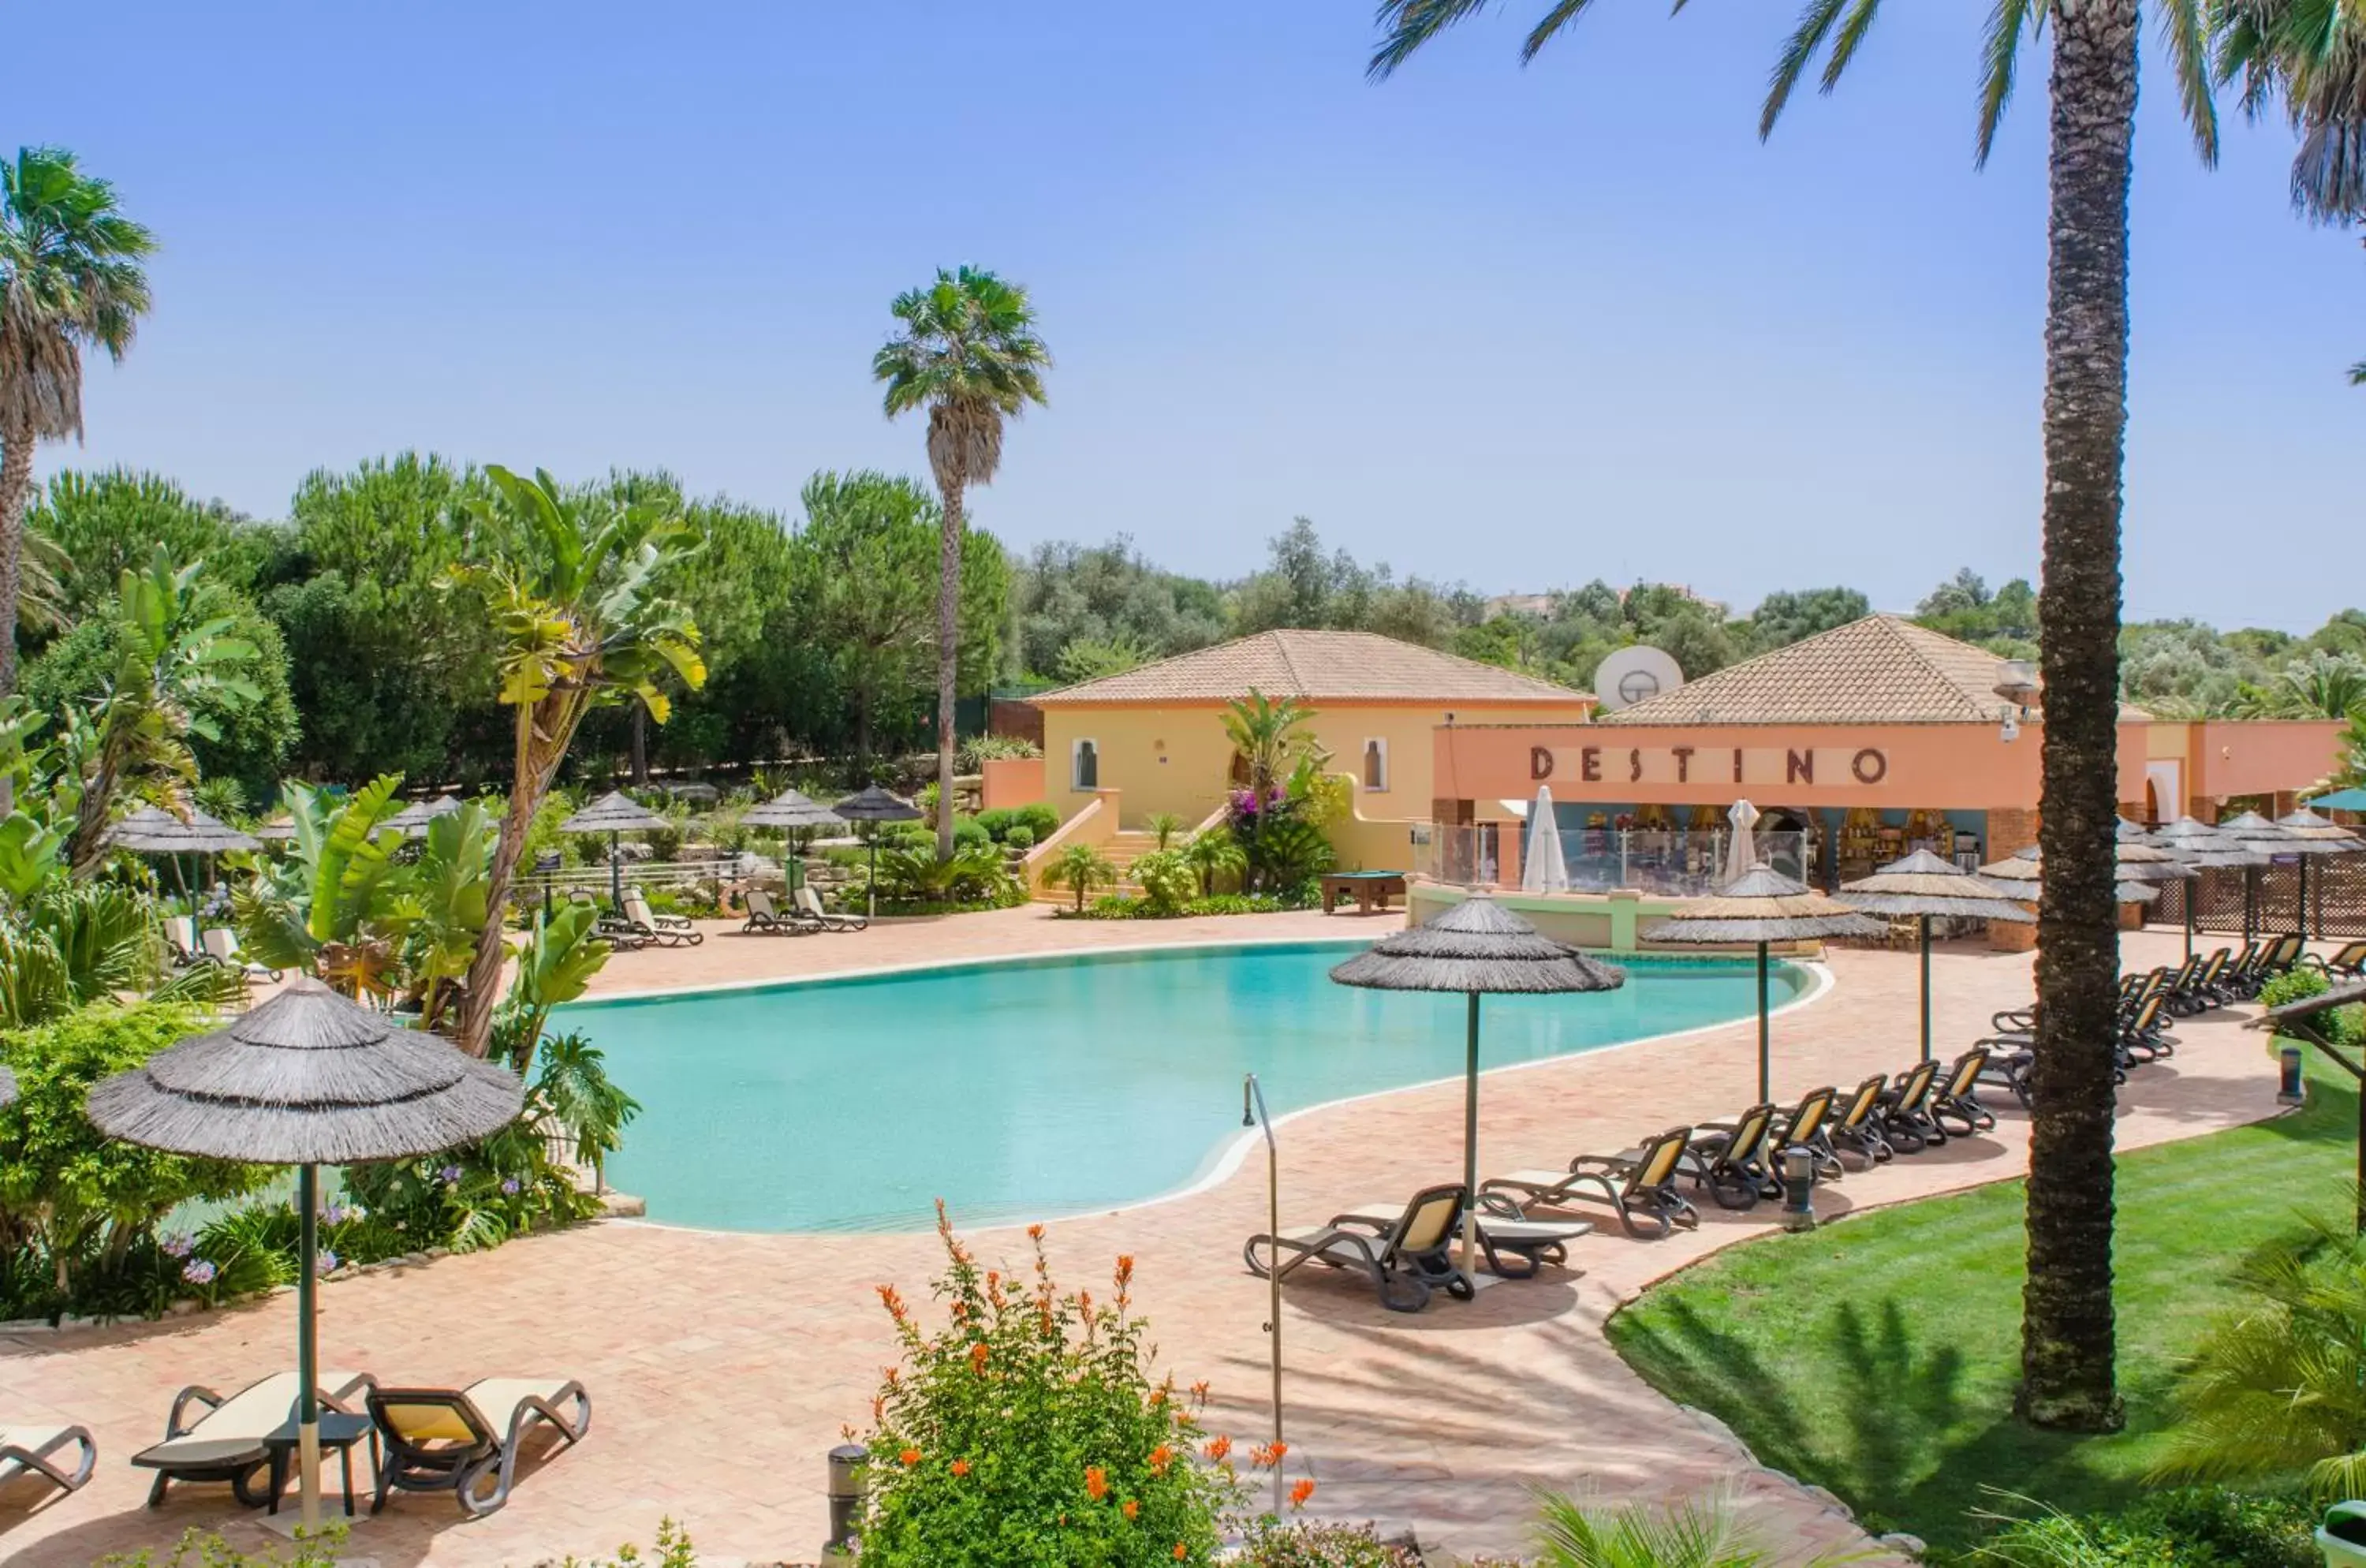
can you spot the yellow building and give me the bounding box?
[1023,630,1594,852]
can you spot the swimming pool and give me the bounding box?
[561,940,1804,1234]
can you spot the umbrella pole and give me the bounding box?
[2245,868,2256,945]
[1918,915,1932,1065]
[296,1163,323,1528]
[1756,941,1771,1103]
[2299,857,2309,940]
[610,831,622,910]
[1462,993,1481,1282]
[2183,882,2194,961]
[868,840,879,921]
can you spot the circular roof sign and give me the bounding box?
[1592,644,1685,712]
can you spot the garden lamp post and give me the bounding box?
[1241,1073,1283,1518]
[86,980,523,1527]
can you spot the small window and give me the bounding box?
[1072,737,1099,790]
[1361,737,1389,793]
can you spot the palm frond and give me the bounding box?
[1762,0,1853,140]
[1976,0,2043,167]
[2158,0,2222,162]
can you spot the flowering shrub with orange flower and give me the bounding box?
[857,1205,1241,1565]
[1240,1521,1424,1567]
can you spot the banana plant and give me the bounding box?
[503,900,612,1073]
[406,800,498,1030]
[65,551,262,878]
[234,775,417,997]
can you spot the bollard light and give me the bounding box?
[2280,1045,2308,1107]
[1781,1146,1818,1234]
[823,1443,868,1566]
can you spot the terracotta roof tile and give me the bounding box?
[1599,615,2046,726]
[1030,629,1590,706]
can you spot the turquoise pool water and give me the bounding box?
[560,941,1801,1234]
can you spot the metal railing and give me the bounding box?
[1416,825,1810,896]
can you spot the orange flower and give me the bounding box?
[1174,1545,1189,1562]
[1149,1387,1167,1408]
[898,1447,921,1467]
[1085,1464,1110,1502]
[1250,1441,1288,1469]
[1115,1254,1135,1287]
[1203,1435,1232,1464]
[1028,1223,1045,1242]
[877,1284,909,1322]
[870,1395,886,1423]
[951,1458,971,1477]
[1124,1499,1140,1521]
[969,1342,991,1375]
[1189,1379,1211,1405]
[1149,1443,1176,1474]
[1289,1478,1317,1509]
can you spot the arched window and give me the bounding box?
[1361,738,1389,792]
[1071,737,1099,790]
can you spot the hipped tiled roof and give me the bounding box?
[1030,629,1590,706]
[1598,614,2147,726]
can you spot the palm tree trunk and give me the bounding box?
[0,417,30,705]
[2018,0,2137,1435]
[66,742,126,879]
[457,691,584,1058]
[935,478,964,863]
[629,705,648,786]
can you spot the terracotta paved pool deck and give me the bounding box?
[0,907,2306,1566]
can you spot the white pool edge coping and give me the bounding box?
[605,947,1838,1241]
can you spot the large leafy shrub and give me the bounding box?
[867,843,1021,911]
[976,803,1058,843]
[0,1003,271,1310]
[1131,849,1196,914]
[859,1209,1252,1566]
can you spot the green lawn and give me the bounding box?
[1606,1049,2352,1559]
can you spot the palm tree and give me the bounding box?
[0,147,155,699]
[1146,811,1186,850]
[1371,0,2215,1433]
[1181,827,1248,898]
[874,266,1051,861]
[2216,0,2366,221]
[1050,842,1117,913]
[449,466,703,1058]
[63,551,262,878]
[1221,691,1319,798]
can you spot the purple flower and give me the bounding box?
[315,1251,338,1275]
[319,1203,346,1226]
[161,1233,194,1259]
[500,1178,521,1196]
[181,1259,217,1286]
[438,1164,463,1185]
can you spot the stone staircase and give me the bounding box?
[1030,828,1166,904]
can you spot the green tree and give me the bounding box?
[875,266,1051,861]
[62,553,263,877]
[28,469,261,625]
[1009,537,1227,682]
[1180,827,1246,897]
[0,147,155,699]
[449,466,703,1058]
[1372,0,2219,1440]
[1220,691,1319,798]
[1741,586,1870,651]
[1050,842,1116,912]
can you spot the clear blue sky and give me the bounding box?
[17,2,2359,630]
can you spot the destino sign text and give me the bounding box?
[1528,745,1889,789]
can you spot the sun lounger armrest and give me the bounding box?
[1569,1152,1635,1175]
[1476,1190,1530,1219]
[164,1384,226,1439]
[325,1372,379,1412]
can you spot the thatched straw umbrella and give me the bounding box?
[1641,864,1885,1102]
[2217,812,2307,942]
[2276,808,2364,941]
[383,793,462,840]
[2146,817,2266,958]
[1838,849,2033,1063]
[562,790,668,909]
[254,813,295,844]
[740,788,845,894]
[834,786,924,920]
[85,979,524,1525]
[1330,898,1625,1279]
[107,805,263,943]
[2248,977,2366,1231]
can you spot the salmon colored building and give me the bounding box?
[1431,615,2346,902]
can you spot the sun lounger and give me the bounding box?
[1768,1085,1841,1180]
[621,891,703,948]
[1929,1047,1996,1136]
[200,926,282,983]
[163,915,203,967]
[1329,1196,1593,1279]
[0,1421,96,1499]
[1483,1126,1700,1239]
[366,1377,592,1518]
[1824,1074,1894,1168]
[2306,940,2366,981]
[132,1370,375,1507]
[1680,1103,1779,1210]
[1245,1184,1471,1312]
[739,888,807,934]
[795,885,867,932]
[1877,1059,1945,1152]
